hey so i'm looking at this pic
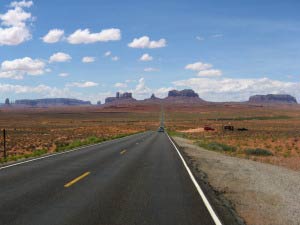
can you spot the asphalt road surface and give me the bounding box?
[0,131,221,225]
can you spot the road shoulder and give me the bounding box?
[172,136,300,225]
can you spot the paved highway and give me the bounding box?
[0,131,222,225]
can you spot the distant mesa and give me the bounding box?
[15,98,91,107]
[168,89,199,98]
[248,94,297,104]
[105,92,136,104]
[165,89,206,103]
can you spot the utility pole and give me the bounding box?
[3,129,6,159]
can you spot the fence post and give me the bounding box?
[3,129,6,159]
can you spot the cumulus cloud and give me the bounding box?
[185,61,212,71]
[114,82,127,88]
[185,61,223,77]
[139,53,153,61]
[59,73,69,77]
[10,1,33,8]
[42,29,64,43]
[67,81,98,88]
[49,52,72,63]
[198,69,222,77]
[0,57,46,79]
[0,83,76,99]
[196,36,204,41]
[173,77,300,102]
[67,28,121,44]
[127,78,172,99]
[128,36,166,48]
[0,1,33,46]
[0,82,110,103]
[111,56,119,61]
[82,56,96,63]
[104,51,111,57]
[132,78,152,97]
[0,70,23,80]
[144,67,159,72]
[212,34,223,38]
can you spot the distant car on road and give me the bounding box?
[158,126,165,132]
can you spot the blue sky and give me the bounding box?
[1,0,300,103]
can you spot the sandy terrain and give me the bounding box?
[174,136,300,225]
[0,106,160,158]
[180,127,204,133]
[166,103,300,171]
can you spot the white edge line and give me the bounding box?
[0,132,147,171]
[167,133,223,225]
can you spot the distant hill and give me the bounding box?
[248,94,297,104]
[15,98,91,106]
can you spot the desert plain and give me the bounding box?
[1,102,300,171]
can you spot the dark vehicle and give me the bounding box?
[204,125,215,131]
[237,128,248,131]
[223,125,234,131]
[158,126,165,132]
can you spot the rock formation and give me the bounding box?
[248,94,297,104]
[15,98,91,106]
[168,89,199,98]
[105,92,136,104]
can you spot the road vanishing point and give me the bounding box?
[0,131,224,225]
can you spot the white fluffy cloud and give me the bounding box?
[196,36,204,41]
[10,1,33,8]
[185,61,223,77]
[0,1,33,46]
[104,51,111,57]
[132,78,152,97]
[82,56,96,63]
[185,61,212,71]
[59,73,69,77]
[42,29,64,43]
[173,77,300,102]
[198,69,222,77]
[114,82,127,88]
[67,81,98,88]
[0,57,46,79]
[49,52,72,63]
[111,56,119,61]
[0,70,23,80]
[139,53,153,61]
[144,67,159,72]
[67,28,121,44]
[128,36,166,48]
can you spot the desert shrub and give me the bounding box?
[197,141,236,152]
[245,148,273,156]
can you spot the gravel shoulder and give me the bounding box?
[173,136,300,225]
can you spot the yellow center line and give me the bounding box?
[64,171,90,188]
[120,150,127,155]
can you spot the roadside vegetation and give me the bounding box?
[0,133,138,164]
[0,149,47,164]
[196,141,236,152]
[55,133,131,152]
[245,148,273,156]
[166,104,300,170]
